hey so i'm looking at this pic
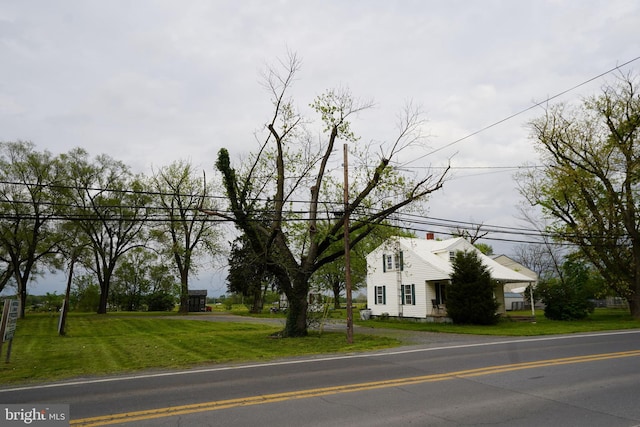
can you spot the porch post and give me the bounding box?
[529,281,536,322]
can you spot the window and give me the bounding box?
[435,282,446,305]
[383,251,403,272]
[375,286,386,305]
[394,251,404,270]
[401,284,415,305]
[449,251,455,262]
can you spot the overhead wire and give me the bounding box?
[2,57,639,248]
[400,55,640,168]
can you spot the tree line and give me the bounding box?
[0,144,221,318]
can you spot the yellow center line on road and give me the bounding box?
[70,350,640,426]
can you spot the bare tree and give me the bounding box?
[513,205,566,283]
[450,223,489,245]
[210,54,449,337]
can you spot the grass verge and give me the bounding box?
[0,312,398,386]
[356,308,640,336]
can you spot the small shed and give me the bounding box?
[188,290,208,312]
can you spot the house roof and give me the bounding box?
[188,290,208,296]
[491,254,538,281]
[379,237,534,283]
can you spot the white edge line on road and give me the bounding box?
[2,329,639,393]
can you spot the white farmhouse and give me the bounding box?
[365,236,535,321]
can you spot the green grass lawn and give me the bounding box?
[356,308,640,336]
[0,312,398,386]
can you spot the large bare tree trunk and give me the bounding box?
[284,277,310,337]
[332,279,342,309]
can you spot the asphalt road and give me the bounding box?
[2,323,640,426]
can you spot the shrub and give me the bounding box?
[538,258,597,320]
[447,250,500,325]
[145,292,176,312]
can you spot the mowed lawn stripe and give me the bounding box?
[1,313,399,385]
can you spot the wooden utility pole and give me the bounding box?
[344,143,353,344]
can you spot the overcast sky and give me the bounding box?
[1,1,639,296]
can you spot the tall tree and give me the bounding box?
[226,234,276,313]
[210,54,449,337]
[109,247,153,311]
[58,148,151,314]
[0,141,64,317]
[516,72,640,318]
[150,160,222,314]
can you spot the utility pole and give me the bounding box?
[343,143,353,344]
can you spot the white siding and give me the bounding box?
[366,237,534,319]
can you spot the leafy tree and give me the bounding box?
[70,274,101,312]
[145,291,176,312]
[147,263,179,299]
[0,250,14,295]
[516,72,640,318]
[107,248,179,312]
[145,263,179,312]
[0,141,65,317]
[226,235,276,313]
[447,250,500,325]
[42,292,63,312]
[538,256,599,320]
[309,223,408,308]
[109,248,153,311]
[96,241,179,312]
[211,54,449,337]
[58,148,151,314]
[150,160,222,314]
[474,243,494,256]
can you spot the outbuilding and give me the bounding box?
[188,290,208,312]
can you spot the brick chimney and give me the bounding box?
[426,232,435,240]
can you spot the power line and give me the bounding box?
[401,55,640,167]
